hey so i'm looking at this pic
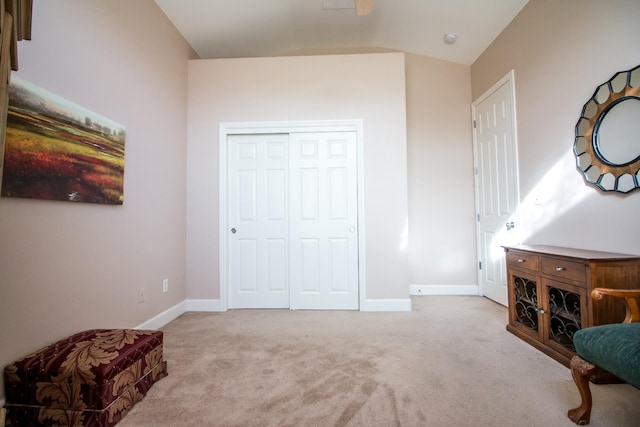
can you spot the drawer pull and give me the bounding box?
[517,259,524,263]
[539,309,546,314]
[556,267,565,271]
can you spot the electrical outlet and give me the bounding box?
[162,279,169,293]
[138,288,145,303]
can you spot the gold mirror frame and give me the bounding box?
[574,64,640,193]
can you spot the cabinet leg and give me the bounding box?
[568,355,598,425]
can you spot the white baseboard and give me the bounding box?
[186,299,225,312]
[134,299,225,330]
[134,296,412,331]
[184,298,411,312]
[410,284,480,296]
[184,298,413,312]
[135,301,187,330]
[360,298,412,312]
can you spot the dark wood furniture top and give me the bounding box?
[505,244,640,261]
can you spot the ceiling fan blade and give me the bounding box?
[354,0,373,16]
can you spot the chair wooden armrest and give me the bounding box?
[591,288,640,323]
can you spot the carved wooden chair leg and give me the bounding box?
[568,356,598,425]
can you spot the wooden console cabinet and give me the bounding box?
[503,245,640,367]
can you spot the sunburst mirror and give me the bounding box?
[574,64,640,193]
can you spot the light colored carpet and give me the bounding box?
[119,296,640,426]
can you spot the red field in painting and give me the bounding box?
[1,108,125,204]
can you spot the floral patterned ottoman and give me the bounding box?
[3,329,167,426]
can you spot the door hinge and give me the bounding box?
[479,261,482,270]
[473,120,476,129]
[474,166,478,175]
[477,213,480,222]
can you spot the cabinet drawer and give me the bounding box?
[507,251,539,271]
[540,257,586,283]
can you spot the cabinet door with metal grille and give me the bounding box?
[541,278,588,359]
[507,269,544,342]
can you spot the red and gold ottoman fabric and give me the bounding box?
[3,329,167,427]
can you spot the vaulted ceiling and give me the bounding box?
[154,0,529,65]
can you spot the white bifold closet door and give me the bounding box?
[288,132,358,310]
[227,132,358,310]
[228,134,289,309]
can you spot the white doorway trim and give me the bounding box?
[219,120,366,311]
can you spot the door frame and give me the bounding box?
[471,70,520,300]
[219,119,366,311]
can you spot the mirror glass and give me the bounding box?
[596,98,640,165]
[574,64,640,193]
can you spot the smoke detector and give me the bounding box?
[443,33,458,45]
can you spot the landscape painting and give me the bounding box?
[1,76,125,204]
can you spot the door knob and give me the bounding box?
[230,228,237,234]
[505,221,515,231]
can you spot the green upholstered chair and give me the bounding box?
[568,288,640,425]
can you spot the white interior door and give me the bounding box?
[473,71,519,306]
[227,130,359,310]
[228,134,289,308]
[289,132,359,310]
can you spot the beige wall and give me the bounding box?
[186,53,410,304]
[0,0,194,399]
[471,0,640,255]
[405,54,476,287]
